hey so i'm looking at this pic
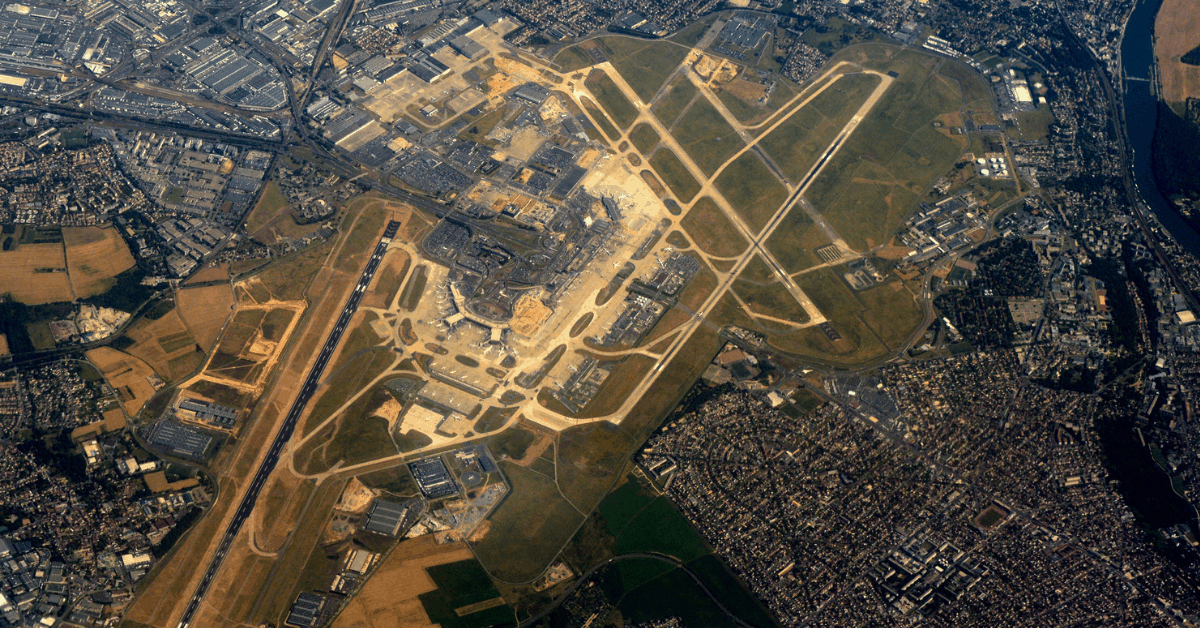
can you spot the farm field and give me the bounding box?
[333,537,476,628]
[121,300,206,383]
[63,226,137,298]
[1155,0,1200,106]
[0,240,72,304]
[175,284,234,352]
[85,346,160,416]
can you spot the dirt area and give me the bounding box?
[510,291,553,336]
[176,284,235,352]
[0,241,72,304]
[334,477,379,514]
[1155,0,1200,105]
[332,536,473,628]
[63,226,136,298]
[85,347,160,416]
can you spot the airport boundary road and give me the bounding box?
[176,220,401,627]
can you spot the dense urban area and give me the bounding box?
[0,0,1196,625]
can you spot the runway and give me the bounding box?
[176,220,400,628]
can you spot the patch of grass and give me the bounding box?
[648,148,701,203]
[302,349,393,436]
[581,98,620,142]
[587,70,639,130]
[254,240,332,302]
[760,73,880,182]
[672,95,746,176]
[552,45,595,73]
[325,413,397,468]
[855,281,922,349]
[470,460,584,582]
[629,123,660,154]
[357,465,418,496]
[651,74,698,127]
[668,14,719,48]
[557,421,636,512]
[681,197,748,257]
[602,38,690,102]
[713,152,789,234]
[800,16,879,57]
[244,182,289,235]
[733,255,811,324]
[764,204,832,274]
[401,265,428,312]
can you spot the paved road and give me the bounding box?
[175,220,400,628]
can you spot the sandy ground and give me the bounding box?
[1156,0,1200,106]
[333,536,473,628]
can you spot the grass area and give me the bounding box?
[652,74,698,128]
[470,460,584,582]
[672,94,746,176]
[254,239,332,302]
[557,422,636,512]
[787,267,889,362]
[600,37,690,102]
[581,97,620,142]
[763,205,832,274]
[1011,103,1055,141]
[357,465,418,496]
[418,560,514,628]
[668,14,719,48]
[733,255,811,324]
[458,108,506,144]
[301,349,393,436]
[855,280,923,349]
[552,45,595,73]
[713,152,789,234]
[324,413,397,468]
[802,51,969,251]
[629,123,660,154]
[681,199,744,258]
[401,265,428,312]
[648,148,701,202]
[244,182,289,233]
[759,72,881,182]
[587,70,639,130]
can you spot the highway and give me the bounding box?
[175,220,400,628]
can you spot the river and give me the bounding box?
[1120,0,1200,254]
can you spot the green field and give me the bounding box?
[552,46,594,73]
[759,72,881,182]
[418,560,515,628]
[587,70,639,130]
[648,148,701,203]
[786,267,890,362]
[470,460,584,582]
[733,255,811,324]
[652,74,698,128]
[672,95,746,176]
[763,209,832,275]
[301,349,394,436]
[629,123,660,154]
[557,422,635,512]
[598,37,690,102]
[713,152,789,233]
[581,98,620,142]
[681,197,748,258]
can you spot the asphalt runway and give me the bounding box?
[177,220,400,627]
